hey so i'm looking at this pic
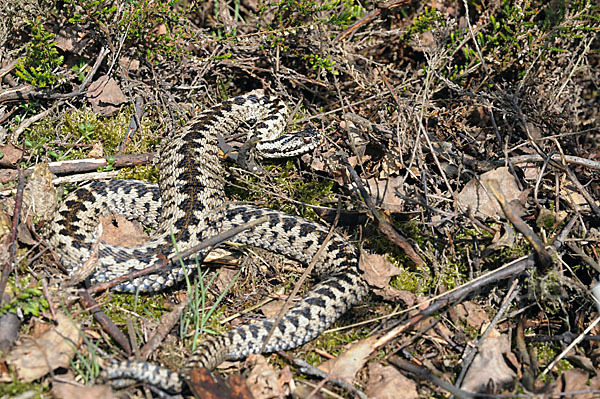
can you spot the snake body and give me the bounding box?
[46,94,367,392]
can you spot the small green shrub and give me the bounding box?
[15,18,64,88]
[0,283,49,318]
[260,0,364,29]
[66,0,189,63]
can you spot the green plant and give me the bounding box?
[403,6,445,40]
[175,236,241,350]
[66,0,190,62]
[0,284,49,317]
[15,18,64,88]
[72,60,89,83]
[260,0,364,29]
[77,121,95,139]
[62,309,102,383]
[303,53,338,74]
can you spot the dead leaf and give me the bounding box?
[186,367,254,399]
[456,167,525,219]
[367,176,404,210]
[366,363,418,399]
[0,143,23,167]
[52,380,114,399]
[521,162,541,181]
[561,185,589,209]
[154,24,168,35]
[245,354,283,399]
[17,221,37,245]
[318,335,378,379]
[0,312,20,352]
[484,223,516,253]
[99,214,148,247]
[22,162,57,224]
[0,210,11,266]
[260,299,286,318]
[278,366,295,397]
[372,286,417,304]
[213,267,239,294]
[449,301,490,331]
[543,369,600,399]
[204,248,240,265]
[119,56,140,73]
[359,252,400,289]
[0,313,82,382]
[88,141,104,158]
[360,251,417,303]
[410,31,435,53]
[87,76,127,116]
[460,329,517,393]
[54,26,88,53]
[565,354,595,373]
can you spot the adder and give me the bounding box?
[45,93,368,393]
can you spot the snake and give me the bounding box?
[45,93,368,393]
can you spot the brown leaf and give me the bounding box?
[456,167,525,219]
[0,313,21,352]
[87,76,127,116]
[52,380,114,399]
[119,56,140,73]
[485,223,516,252]
[278,366,295,397]
[448,301,490,331]
[17,222,37,245]
[366,363,418,399]
[0,313,82,382]
[543,369,600,399]
[186,367,254,399]
[359,252,400,289]
[561,185,589,209]
[88,141,104,158]
[460,329,517,393]
[260,299,286,318]
[366,176,405,210]
[22,162,57,225]
[318,335,378,379]
[54,26,88,53]
[0,210,12,266]
[245,354,283,399]
[0,143,23,167]
[99,214,148,247]
[372,286,417,305]
[213,267,240,294]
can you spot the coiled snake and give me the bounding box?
[46,94,367,392]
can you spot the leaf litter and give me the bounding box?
[0,1,599,398]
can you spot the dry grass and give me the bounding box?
[0,0,599,397]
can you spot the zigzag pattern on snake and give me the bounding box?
[45,94,368,393]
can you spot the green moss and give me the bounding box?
[530,341,574,376]
[117,165,159,183]
[103,292,167,325]
[303,321,372,366]
[228,159,336,222]
[187,305,229,339]
[0,379,49,398]
[24,106,159,167]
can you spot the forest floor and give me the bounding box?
[0,0,599,398]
